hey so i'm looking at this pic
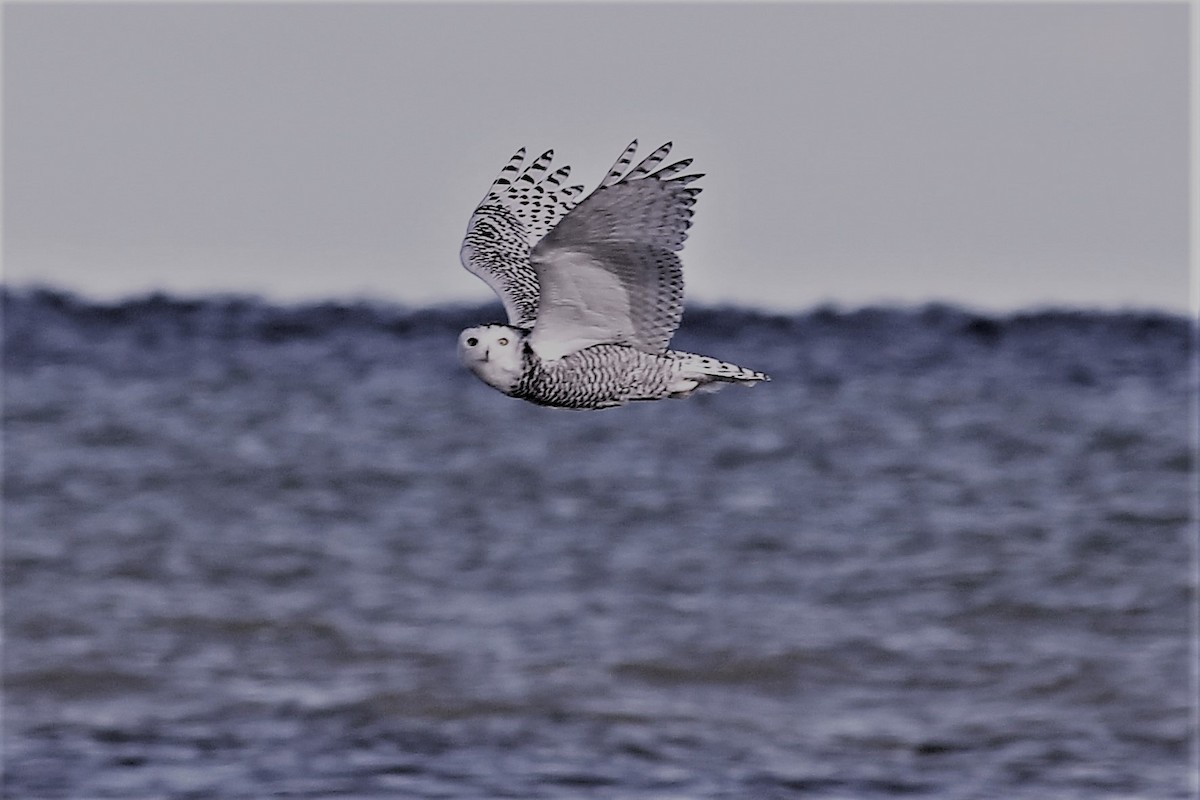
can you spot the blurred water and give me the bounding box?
[3,289,1194,799]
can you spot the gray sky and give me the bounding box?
[3,2,1191,312]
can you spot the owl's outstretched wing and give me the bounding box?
[459,148,586,328]
[527,141,703,362]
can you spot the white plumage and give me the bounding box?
[457,140,768,410]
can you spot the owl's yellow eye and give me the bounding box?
[498,337,509,346]
[466,337,478,347]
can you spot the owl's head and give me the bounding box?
[458,324,526,393]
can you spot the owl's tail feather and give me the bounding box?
[666,351,770,397]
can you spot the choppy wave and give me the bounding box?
[4,287,1194,799]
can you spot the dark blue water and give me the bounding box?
[3,288,1194,799]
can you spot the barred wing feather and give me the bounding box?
[528,141,703,361]
[459,148,585,327]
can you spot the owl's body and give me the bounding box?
[457,140,768,410]
[516,343,766,410]
[459,324,767,410]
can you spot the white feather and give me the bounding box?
[527,247,636,361]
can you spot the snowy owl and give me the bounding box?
[458,140,769,410]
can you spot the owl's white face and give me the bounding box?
[458,325,525,394]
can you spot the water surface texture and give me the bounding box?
[3,290,1193,798]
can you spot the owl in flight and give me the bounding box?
[458,140,768,410]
